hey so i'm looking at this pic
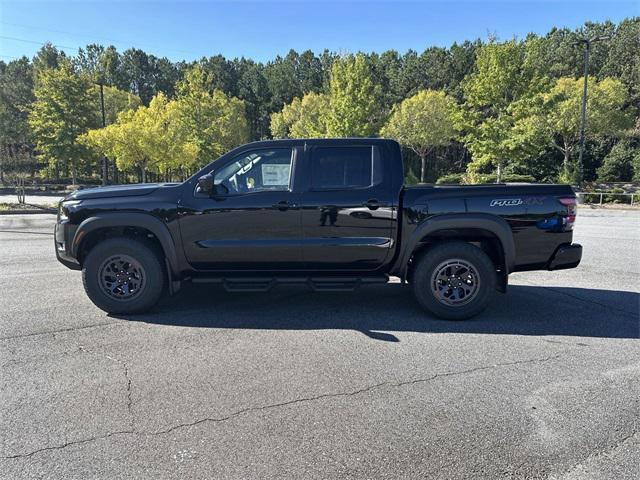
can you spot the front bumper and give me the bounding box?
[547,243,582,271]
[54,220,81,270]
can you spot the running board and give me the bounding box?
[191,275,389,293]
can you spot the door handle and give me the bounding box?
[272,200,293,211]
[363,199,382,210]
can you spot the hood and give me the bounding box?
[64,183,174,201]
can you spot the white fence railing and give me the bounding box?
[576,191,637,206]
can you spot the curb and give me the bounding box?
[580,205,640,211]
[0,209,56,215]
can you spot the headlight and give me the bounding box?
[58,200,82,220]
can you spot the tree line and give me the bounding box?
[0,17,638,187]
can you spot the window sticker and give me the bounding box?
[262,164,291,186]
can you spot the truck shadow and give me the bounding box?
[119,284,640,342]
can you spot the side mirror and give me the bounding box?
[196,174,214,195]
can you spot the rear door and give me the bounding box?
[299,143,395,271]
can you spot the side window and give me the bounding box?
[311,146,383,190]
[214,148,293,195]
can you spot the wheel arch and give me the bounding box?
[395,213,515,284]
[71,213,180,277]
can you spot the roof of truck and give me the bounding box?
[240,138,400,148]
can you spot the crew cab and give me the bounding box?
[55,138,582,320]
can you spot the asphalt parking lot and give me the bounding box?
[1,208,638,479]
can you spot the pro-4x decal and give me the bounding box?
[490,198,523,207]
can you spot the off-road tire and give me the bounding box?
[412,242,496,320]
[82,237,165,314]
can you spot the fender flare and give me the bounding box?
[70,213,181,276]
[394,213,516,278]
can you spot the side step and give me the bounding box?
[191,275,389,293]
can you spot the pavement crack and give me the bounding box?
[1,430,134,460]
[1,354,561,459]
[150,353,562,436]
[1,346,86,368]
[0,322,122,341]
[2,353,137,460]
[103,354,135,429]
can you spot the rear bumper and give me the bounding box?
[547,243,582,271]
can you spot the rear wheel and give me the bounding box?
[412,242,495,320]
[82,237,165,314]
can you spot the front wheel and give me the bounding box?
[82,237,165,315]
[412,242,496,320]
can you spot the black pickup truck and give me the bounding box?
[55,138,582,319]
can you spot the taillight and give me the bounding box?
[559,197,577,230]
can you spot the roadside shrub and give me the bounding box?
[404,168,421,186]
[634,150,640,182]
[463,173,535,184]
[581,188,632,204]
[597,142,635,182]
[604,187,627,204]
[501,174,536,183]
[436,173,464,184]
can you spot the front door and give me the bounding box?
[300,144,395,271]
[179,146,303,271]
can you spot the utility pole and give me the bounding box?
[574,34,610,185]
[97,81,108,186]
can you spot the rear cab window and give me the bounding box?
[310,146,383,191]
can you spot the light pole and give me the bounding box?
[95,81,108,186]
[574,34,610,185]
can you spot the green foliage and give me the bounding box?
[606,187,626,203]
[437,172,534,184]
[541,77,629,141]
[381,89,460,181]
[404,168,421,186]
[463,40,541,110]
[32,44,65,72]
[82,70,249,181]
[634,161,640,182]
[581,188,634,204]
[467,173,536,184]
[381,90,460,153]
[0,18,638,186]
[175,66,249,166]
[116,48,180,105]
[523,76,632,181]
[461,40,547,181]
[81,93,196,181]
[236,62,271,139]
[270,92,329,138]
[28,60,99,183]
[271,54,381,139]
[436,173,465,184]
[0,57,36,183]
[0,57,34,147]
[602,18,640,107]
[326,54,382,137]
[597,141,637,182]
[97,85,141,124]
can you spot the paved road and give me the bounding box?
[1,209,638,479]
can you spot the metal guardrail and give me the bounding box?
[576,191,637,206]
